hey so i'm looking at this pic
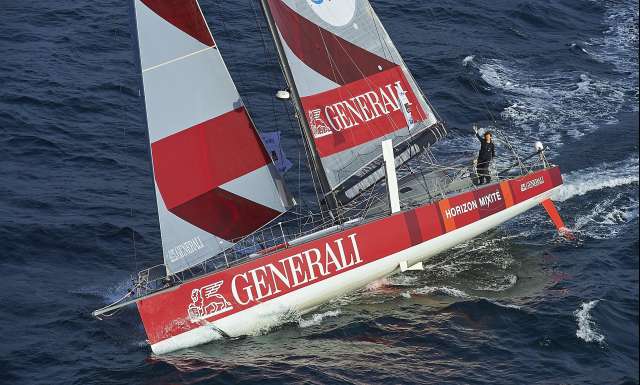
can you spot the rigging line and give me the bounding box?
[368,2,394,62]
[277,5,429,207]
[367,3,445,127]
[315,29,413,178]
[467,71,499,123]
[293,99,326,220]
[260,7,329,213]
[250,0,324,213]
[319,21,443,182]
[466,73,523,167]
[492,125,524,171]
[93,282,140,317]
[468,75,523,167]
[119,76,139,273]
[304,24,360,212]
[293,116,321,213]
[250,0,317,212]
[297,146,303,230]
[314,22,404,141]
[284,98,325,212]
[141,47,213,73]
[328,34,404,136]
[250,0,281,132]
[211,0,253,111]
[317,43,435,193]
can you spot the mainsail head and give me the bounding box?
[132,0,293,274]
[264,0,446,203]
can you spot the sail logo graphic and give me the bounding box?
[311,80,411,135]
[307,0,356,27]
[301,66,427,157]
[187,281,233,322]
[520,176,545,192]
[308,109,333,138]
[167,236,205,263]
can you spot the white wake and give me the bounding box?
[298,310,342,328]
[552,157,639,202]
[478,60,625,145]
[574,300,605,343]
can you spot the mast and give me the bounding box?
[258,0,339,215]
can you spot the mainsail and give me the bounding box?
[132,0,293,274]
[263,0,446,203]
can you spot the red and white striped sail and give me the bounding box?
[133,0,292,274]
[265,0,446,198]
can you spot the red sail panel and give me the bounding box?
[267,0,395,85]
[151,107,281,241]
[151,108,272,209]
[170,188,281,241]
[141,0,215,46]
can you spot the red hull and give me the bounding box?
[138,167,563,348]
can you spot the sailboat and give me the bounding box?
[93,0,570,354]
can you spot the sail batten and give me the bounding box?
[263,0,445,203]
[133,0,292,274]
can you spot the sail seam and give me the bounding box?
[142,46,214,73]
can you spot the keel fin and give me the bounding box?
[541,199,575,240]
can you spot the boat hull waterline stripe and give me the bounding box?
[137,167,562,351]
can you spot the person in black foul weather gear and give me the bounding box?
[473,125,495,185]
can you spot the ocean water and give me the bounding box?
[1,0,638,384]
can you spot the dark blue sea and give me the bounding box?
[1,0,638,384]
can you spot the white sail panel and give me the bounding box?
[133,0,293,274]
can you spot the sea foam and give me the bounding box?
[299,310,342,328]
[552,157,639,202]
[574,300,605,344]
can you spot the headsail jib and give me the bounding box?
[132,0,293,275]
[262,0,446,203]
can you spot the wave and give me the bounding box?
[584,0,639,112]
[473,0,638,143]
[473,274,518,292]
[365,277,390,291]
[440,298,524,316]
[478,60,625,144]
[586,0,639,79]
[411,285,471,298]
[462,55,475,67]
[574,300,605,344]
[572,193,638,240]
[410,285,523,312]
[552,157,639,202]
[298,310,342,328]
[550,157,639,240]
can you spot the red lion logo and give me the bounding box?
[308,109,332,138]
